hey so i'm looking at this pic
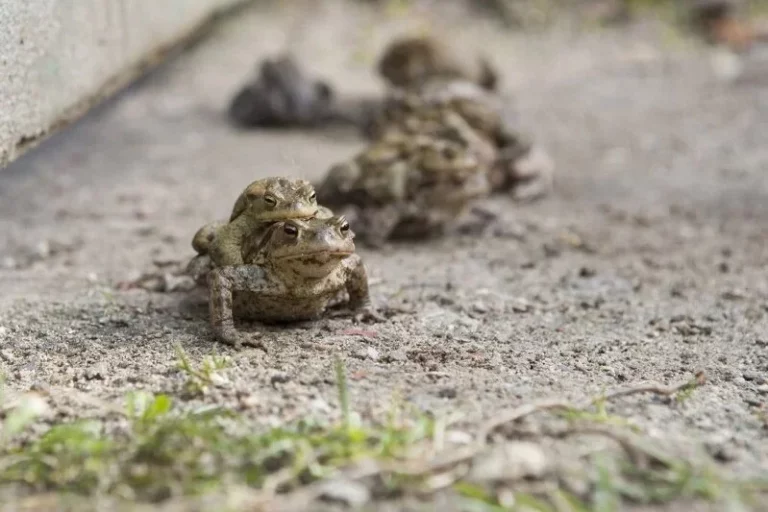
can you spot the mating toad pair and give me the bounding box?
[187,178,379,348]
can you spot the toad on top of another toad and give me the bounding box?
[207,214,379,347]
[367,95,499,169]
[191,177,319,270]
[315,134,491,247]
[365,78,554,202]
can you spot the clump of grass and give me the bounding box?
[0,395,48,449]
[334,355,351,431]
[0,361,436,502]
[174,344,231,397]
[0,363,765,510]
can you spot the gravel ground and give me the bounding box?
[0,1,767,510]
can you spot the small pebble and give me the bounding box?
[238,393,259,409]
[468,441,549,483]
[270,372,290,386]
[352,346,380,361]
[492,223,526,240]
[543,243,561,258]
[85,363,107,381]
[511,298,532,313]
[446,430,473,444]
[386,349,408,362]
[743,372,764,383]
[706,442,739,463]
[34,240,51,259]
[721,289,747,300]
[309,398,331,413]
[209,373,230,387]
[365,347,380,361]
[164,274,196,292]
[319,478,371,507]
[711,47,743,82]
[437,387,457,399]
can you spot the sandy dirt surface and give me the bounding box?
[0,1,767,509]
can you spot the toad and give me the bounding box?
[315,135,490,247]
[207,214,379,347]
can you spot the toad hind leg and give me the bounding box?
[507,144,555,202]
[344,255,385,323]
[495,121,555,202]
[207,265,279,349]
[191,220,226,255]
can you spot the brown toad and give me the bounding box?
[190,177,319,274]
[377,35,499,91]
[365,79,554,202]
[207,214,378,348]
[316,135,490,247]
[368,93,499,169]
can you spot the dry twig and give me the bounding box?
[478,371,706,444]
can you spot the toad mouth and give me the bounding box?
[277,250,353,260]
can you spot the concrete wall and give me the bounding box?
[0,0,245,169]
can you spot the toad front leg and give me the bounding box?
[496,121,555,202]
[209,229,246,267]
[344,255,385,323]
[207,265,280,348]
[505,144,555,202]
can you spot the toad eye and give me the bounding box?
[283,224,299,237]
[264,195,278,207]
[339,220,350,233]
[308,191,316,201]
